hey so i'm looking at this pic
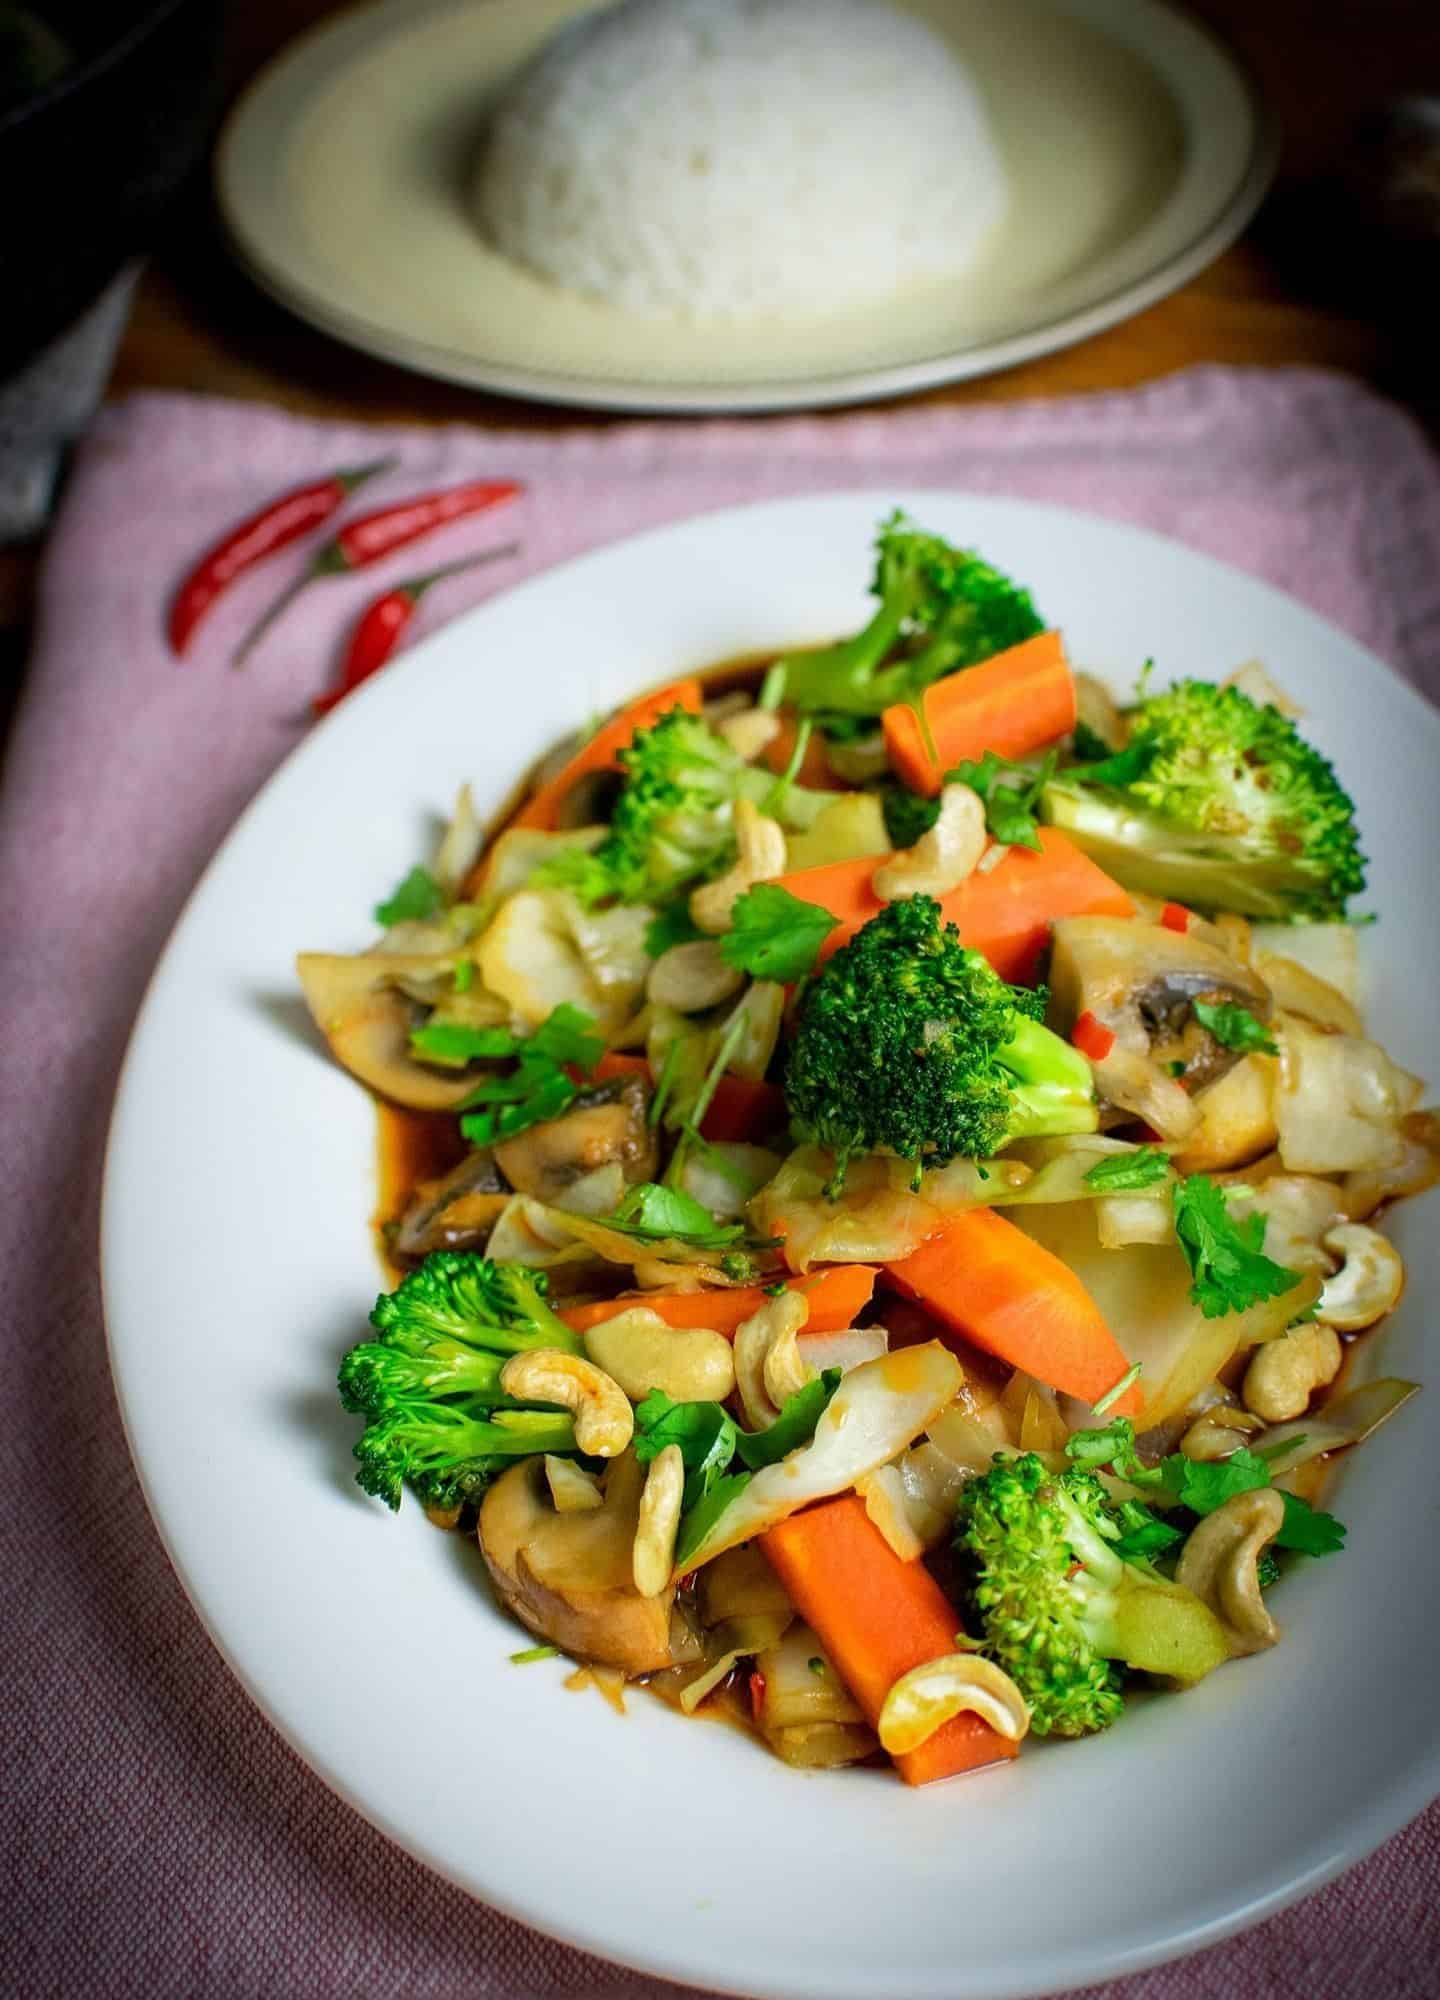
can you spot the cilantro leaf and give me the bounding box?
[528,1001,606,1073]
[1071,721,1114,762]
[645,899,705,958]
[946,750,1056,852]
[1083,1145,1172,1193]
[1192,999,1278,1056]
[1068,738,1156,788]
[374,865,443,928]
[674,1471,752,1569]
[1109,1500,1184,1563]
[454,1001,601,1147]
[720,883,840,982]
[410,1021,520,1068]
[634,1391,739,1512]
[1172,1175,1304,1318]
[735,1369,842,1469]
[1277,1492,1347,1556]
[602,1182,746,1251]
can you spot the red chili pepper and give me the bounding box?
[311,547,519,717]
[1072,1011,1117,1062]
[1160,902,1192,933]
[168,459,392,655]
[234,477,522,666]
[748,1669,767,1726]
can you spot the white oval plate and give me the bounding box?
[103,494,1440,1999]
[216,0,1274,413]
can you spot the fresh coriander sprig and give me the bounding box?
[721,883,839,981]
[374,864,443,928]
[1171,1175,1303,1318]
[445,1001,604,1148]
[1082,1146,1171,1193]
[1192,999,1279,1057]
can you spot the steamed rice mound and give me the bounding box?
[473,0,1008,320]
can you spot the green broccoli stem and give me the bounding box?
[1055,1490,1228,1684]
[998,1014,1100,1140]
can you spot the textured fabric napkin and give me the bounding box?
[3,367,1439,2000]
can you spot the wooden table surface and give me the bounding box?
[3,0,1439,670]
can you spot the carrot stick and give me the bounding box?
[886,1208,1143,1417]
[560,1265,878,1339]
[882,630,1076,798]
[590,1051,786,1143]
[512,677,704,831]
[775,827,1133,984]
[762,1497,1017,1785]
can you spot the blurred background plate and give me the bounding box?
[216,0,1276,413]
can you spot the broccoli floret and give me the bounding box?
[539,707,838,907]
[340,1254,585,1510]
[783,896,1097,1183]
[772,512,1043,722]
[353,1403,577,1513]
[1041,679,1366,921]
[954,1453,1230,1737]
[367,1252,582,1359]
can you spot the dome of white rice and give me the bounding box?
[473,0,1008,320]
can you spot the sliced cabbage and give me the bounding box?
[1256,954,1363,1036]
[1250,1377,1419,1481]
[1274,1015,1423,1175]
[677,1343,963,1572]
[678,1143,784,1221]
[468,824,606,910]
[1221,1173,1342,1273]
[799,1326,889,1375]
[1251,922,1362,1007]
[432,783,486,898]
[1342,1110,1440,1220]
[781,793,890,873]
[1008,1203,1319,1431]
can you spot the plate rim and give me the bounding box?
[101,487,1440,2000]
[214,0,1278,414]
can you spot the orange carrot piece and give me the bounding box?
[776,827,1133,984]
[559,1264,878,1339]
[886,1208,1143,1417]
[590,1051,786,1143]
[882,630,1077,798]
[762,712,837,789]
[511,677,704,832]
[762,1497,1017,1785]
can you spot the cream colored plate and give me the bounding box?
[217,0,1274,412]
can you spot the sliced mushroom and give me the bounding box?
[478,1454,699,1675]
[493,1074,657,1202]
[394,1148,508,1258]
[297,952,481,1111]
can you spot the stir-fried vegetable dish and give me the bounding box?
[300,513,1437,1782]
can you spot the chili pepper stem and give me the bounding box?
[401,546,521,602]
[230,569,311,670]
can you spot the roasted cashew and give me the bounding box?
[1242,1323,1343,1424]
[689,797,787,936]
[718,708,783,762]
[646,938,747,1012]
[499,1349,634,1457]
[584,1307,736,1404]
[878,1653,1030,1755]
[1318,1222,1404,1330]
[1178,1407,1261,1462]
[1174,1488,1284,1657]
[734,1290,811,1429]
[544,1454,604,1513]
[872,784,987,901]
[632,1444,684,1596]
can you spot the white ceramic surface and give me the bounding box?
[216,0,1274,413]
[103,494,1440,2000]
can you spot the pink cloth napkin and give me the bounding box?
[3,367,1439,2000]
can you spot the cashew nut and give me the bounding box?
[1317,1222,1404,1330]
[646,938,746,1012]
[734,1290,811,1430]
[1174,1488,1285,1656]
[632,1443,684,1596]
[1178,1406,1261,1462]
[689,797,787,936]
[583,1307,736,1405]
[498,1349,634,1457]
[544,1454,604,1513]
[872,783,987,901]
[718,708,783,762]
[1242,1323,1343,1424]
[878,1653,1031,1755]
